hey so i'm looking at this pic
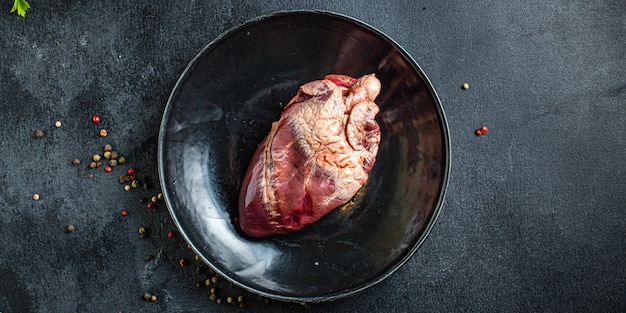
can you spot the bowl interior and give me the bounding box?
[158,11,449,302]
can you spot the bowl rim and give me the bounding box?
[157,9,451,303]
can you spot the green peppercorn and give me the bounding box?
[211,276,218,284]
[118,156,126,164]
[103,151,111,159]
[131,180,139,188]
[138,227,146,235]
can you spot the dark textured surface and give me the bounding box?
[0,1,624,312]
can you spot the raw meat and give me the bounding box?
[238,74,381,237]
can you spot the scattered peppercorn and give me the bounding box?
[209,294,217,301]
[92,115,101,123]
[67,224,75,233]
[72,158,80,166]
[103,151,111,159]
[157,193,163,200]
[179,259,186,268]
[475,125,489,136]
[118,156,126,164]
[138,227,146,235]
[211,276,218,284]
[195,255,200,261]
[34,129,44,138]
[150,295,157,302]
[143,292,151,300]
[105,165,113,172]
[151,196,158,203]
[99,129,108,137]
[205,279,211,286]
[227,297,234,304]
[127,168,135,175]
[186,244,191,250]
[124,185,131,191]
[110,159,118,167]
[237,296,244,303]
[462,83,469,90]
[131,180,139,188]
[54,121,61,128]
[110,151,118,159]
[89,174,94,179]
[33,193,40,201]
[103,144,112,152]
[121,210,128,216]
[146,202,154,209]
[216,298,223,305]
[167,231,174,238]
[93,154,101,162]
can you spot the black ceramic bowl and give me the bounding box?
[158,10,449,302]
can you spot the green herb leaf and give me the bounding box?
[10,0,30,17]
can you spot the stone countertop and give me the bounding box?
[0,1,624,312]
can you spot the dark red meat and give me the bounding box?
[238,74,381,237]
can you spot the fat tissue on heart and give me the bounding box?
[238,74,381,237]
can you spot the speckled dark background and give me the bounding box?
[0,1,624,312]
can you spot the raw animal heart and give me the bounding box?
[238,74,381,237]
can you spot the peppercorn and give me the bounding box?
[167,231,174,238]
[92,154,101,162]
[33,193,40,201]
[237,296,244,303]
[186,244,191,250]
[92,115,101,123]
[205,279,211,286]
[103,144,112,152]
[109,159,118,167]
[118,156,125,164]
[121,210,128,216]
[110,151,118,159]
[143,292,151,300]
[150,295,157,302]
[127,167,135,175]
[475,129,483,136]
[34,129,44,138]
[146,202,154,209]
[96,161,102,168]
[103,151,111,159]
[67,224,75,233]
[179,259,186,268]
[54,121,61,128]
[124,185,131,191]
[157,193,163,200]
[216,298,222,305]
[151,196,158,203]
[462,83,469,90]
[194,255,200,261]
[131,180,139,188]
[105,165,112,172]
[209,294,216,301]
[227,297,233,304]
[211,276,218,284]
[480,126,489,134]
[99,129,107,137]
[138,227,146,235]
[72,158,80,166]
